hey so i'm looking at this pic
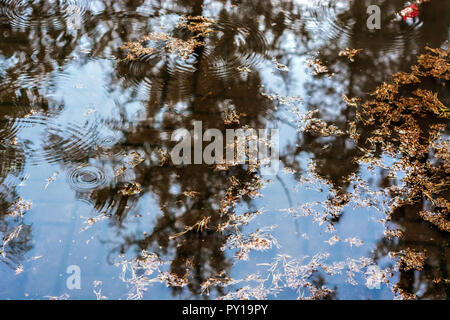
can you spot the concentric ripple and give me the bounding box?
[301,0,426,53]
[0,0,92,30]
[67,164,106,191]
[117,16,268,99]
[0,145,26,188]
[1,113,103,166]
[202,18,268,77]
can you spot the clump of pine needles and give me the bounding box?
[347,46,449,231]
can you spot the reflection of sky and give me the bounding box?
[1,48,395,298]
[1,0,447,300]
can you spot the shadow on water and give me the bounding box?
[0,0,449,299]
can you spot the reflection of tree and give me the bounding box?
[0,95,36,271]
[283,0,450,298]
[0,186,33,270]
[99,42,277,298]
[374,202,450,299]
[82,0,310,297]
[0,0,448,299]
[294,0,449,191]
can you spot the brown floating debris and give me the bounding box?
[44,171,59,190]
[115,152,145,176]
[306,58,329,74]
[176,16,216,36]
[8,198,32,218]
[338,48,363,62]
[120,16,216,61]
[120,182,143,196]
[223,108,246,125]
[183,190,200,198]
[390,248,427,271]
[81,214,110,232]
[419,210,450,232]
[237,66,251,73]
[349,46,449,227]
[272,57,289,71]
[169,216,211,239]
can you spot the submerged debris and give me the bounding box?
[14,264,24,275]
[384,229,404,239]
[419,210,450,232]
[158,149,170,166]
[303,118,344,136]
[237,66,251,73]
[176,16,216,36]
[115,251,163,300]
[324,235,339,246]
[220,175,264,214]
[44,293,70,300]
[393,285,417,300]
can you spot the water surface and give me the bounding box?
[0,0,449,300]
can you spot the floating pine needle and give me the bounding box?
[169,216,211,239]
[44,171,59,190]
[183,191,200,198]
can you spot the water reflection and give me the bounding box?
[0,0,449,299]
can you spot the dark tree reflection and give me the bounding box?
[0,0,448,299]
